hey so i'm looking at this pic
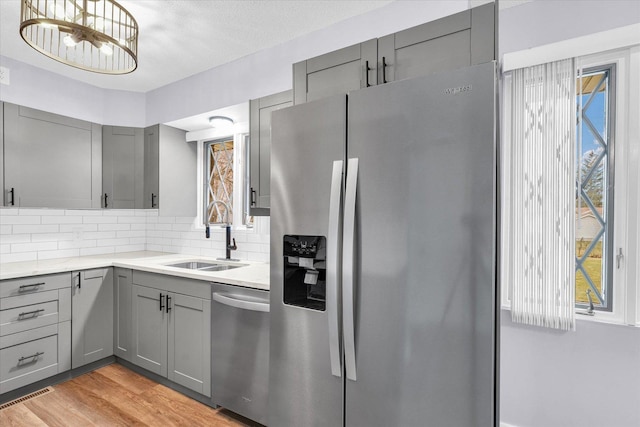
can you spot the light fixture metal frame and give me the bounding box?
[19,0,138,75]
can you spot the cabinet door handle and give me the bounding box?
[151,193,157,208]
[159,293,165,311]
[75,273,81,289]
[381,56,388,84]
[19,352,44,363]
[18,283,45,292]
[365,60,372,87]
[250,188,256,206]
[104,193,109,208]
[18,308,45,318]
[9,187,15,206]
[166,295,171,313]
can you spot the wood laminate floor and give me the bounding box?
[0,363,259,427]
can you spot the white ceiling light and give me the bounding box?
[209,116,235,131]
[19,0,138,74]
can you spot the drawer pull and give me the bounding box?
[18,352,44,363]
[18,309,45,319]
[18,283,45,292]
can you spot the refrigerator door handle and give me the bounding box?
[343,157,358,381]
[327,160,343,378]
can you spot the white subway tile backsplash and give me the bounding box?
[116,230,146,238]
[103,209,133,216]
[60,224,98,232]
[98,224,131,231]
[20,209,65,216]
[83,216,118,224]
[2,234,31,244]
[1,252,38,263]
[96,238,131,247]
[65,209,103,216]
[42,215,83,224]
[11,241,58,253]
[13,225,59,234]
[58,240,97,249]
[80,247,115,256]
[117,216,146,224]
[1,215,41,225]
[84,231,117,240]
[115,244,146,253]
[1,209,271,264]
[31,233,74,242]
[38,249,80,260]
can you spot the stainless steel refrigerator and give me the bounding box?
[269,61,498,427]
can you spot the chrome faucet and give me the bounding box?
[206,200,238,260]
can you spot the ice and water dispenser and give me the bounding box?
[283,235,326,311]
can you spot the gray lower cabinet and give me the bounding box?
[293,39,377,105]
[2,103,101,208]
[102,126,144,209]
[377,2,496,83]
[0,273,72,394]
[167,293,210,396]
[249,90,293,215]
[71,268,114,369]
[130,271,211,397]
[131,284,168,375]
[113,268,133,361]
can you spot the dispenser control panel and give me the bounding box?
[283,235,326,311]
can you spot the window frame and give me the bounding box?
[196,131,253,231]
[575,64,616,312]
[501,45,639,326]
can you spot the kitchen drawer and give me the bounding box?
[1,289,59,311]
[0,330,58,394]
[0,300,59,337]
[0,273,71,299]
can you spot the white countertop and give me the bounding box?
[0,251,270,291]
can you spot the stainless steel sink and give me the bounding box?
[166,261,243,272]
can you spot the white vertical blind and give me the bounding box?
[504,58,576,330]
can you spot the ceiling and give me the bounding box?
[0,0,394,93]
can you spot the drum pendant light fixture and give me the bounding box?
[19,0,138,74]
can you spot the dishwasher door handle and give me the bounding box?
[212,292,270,312]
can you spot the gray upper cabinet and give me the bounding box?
[377,3,496,83]
[144,125,160,209]
[71,268,114,369]
[3,103,101,208]
[102,126,144,209]
[293,39,377,105]
[249,90,293,216]
[157,124,195,217]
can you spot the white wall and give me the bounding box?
[498,2,640,426]
[500,311,640,427]
[0,56,146,126]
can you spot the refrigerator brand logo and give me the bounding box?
[445,84,473,95]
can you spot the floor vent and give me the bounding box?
[0,387,54,411]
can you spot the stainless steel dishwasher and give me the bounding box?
[210,282,269,425]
